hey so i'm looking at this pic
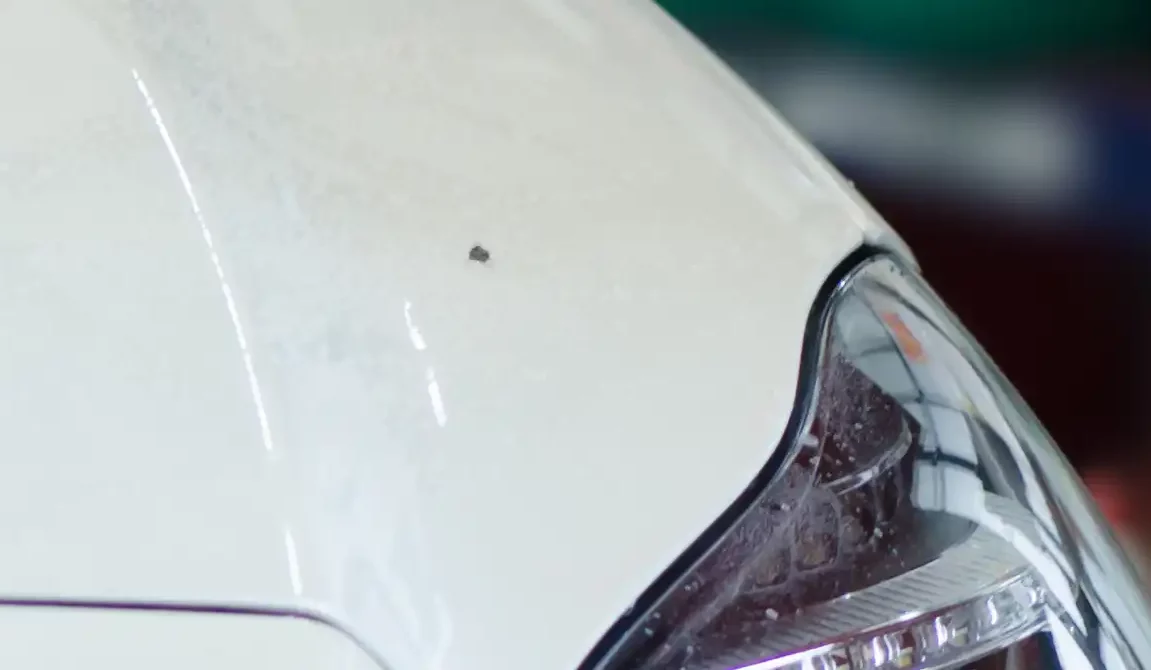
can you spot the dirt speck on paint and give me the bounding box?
[469,245,491,264]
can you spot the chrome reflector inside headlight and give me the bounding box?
[585,254,1151,670]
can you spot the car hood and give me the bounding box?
[0,1,900,669]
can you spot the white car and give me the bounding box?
[0,1,1146,670]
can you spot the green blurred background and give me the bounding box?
[660,0,1149,64]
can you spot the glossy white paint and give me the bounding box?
[0,607,380,670]
[0,1,904,669]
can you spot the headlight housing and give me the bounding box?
[583,253,1151,670]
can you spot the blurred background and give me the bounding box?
[657,0,1151,554]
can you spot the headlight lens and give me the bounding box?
[585,254,1151,670]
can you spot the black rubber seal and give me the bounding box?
[577,244,883,670]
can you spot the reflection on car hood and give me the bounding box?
[0,1,895,669]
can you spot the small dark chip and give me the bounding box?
[469,245,491,264]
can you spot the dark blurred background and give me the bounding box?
[658,0,1151,535]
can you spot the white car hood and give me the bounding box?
[0,1,898,669]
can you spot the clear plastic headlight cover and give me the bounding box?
[583,253,1151,670]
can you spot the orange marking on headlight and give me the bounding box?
[881,312,925,362]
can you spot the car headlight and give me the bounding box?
[583,252,1151,670]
